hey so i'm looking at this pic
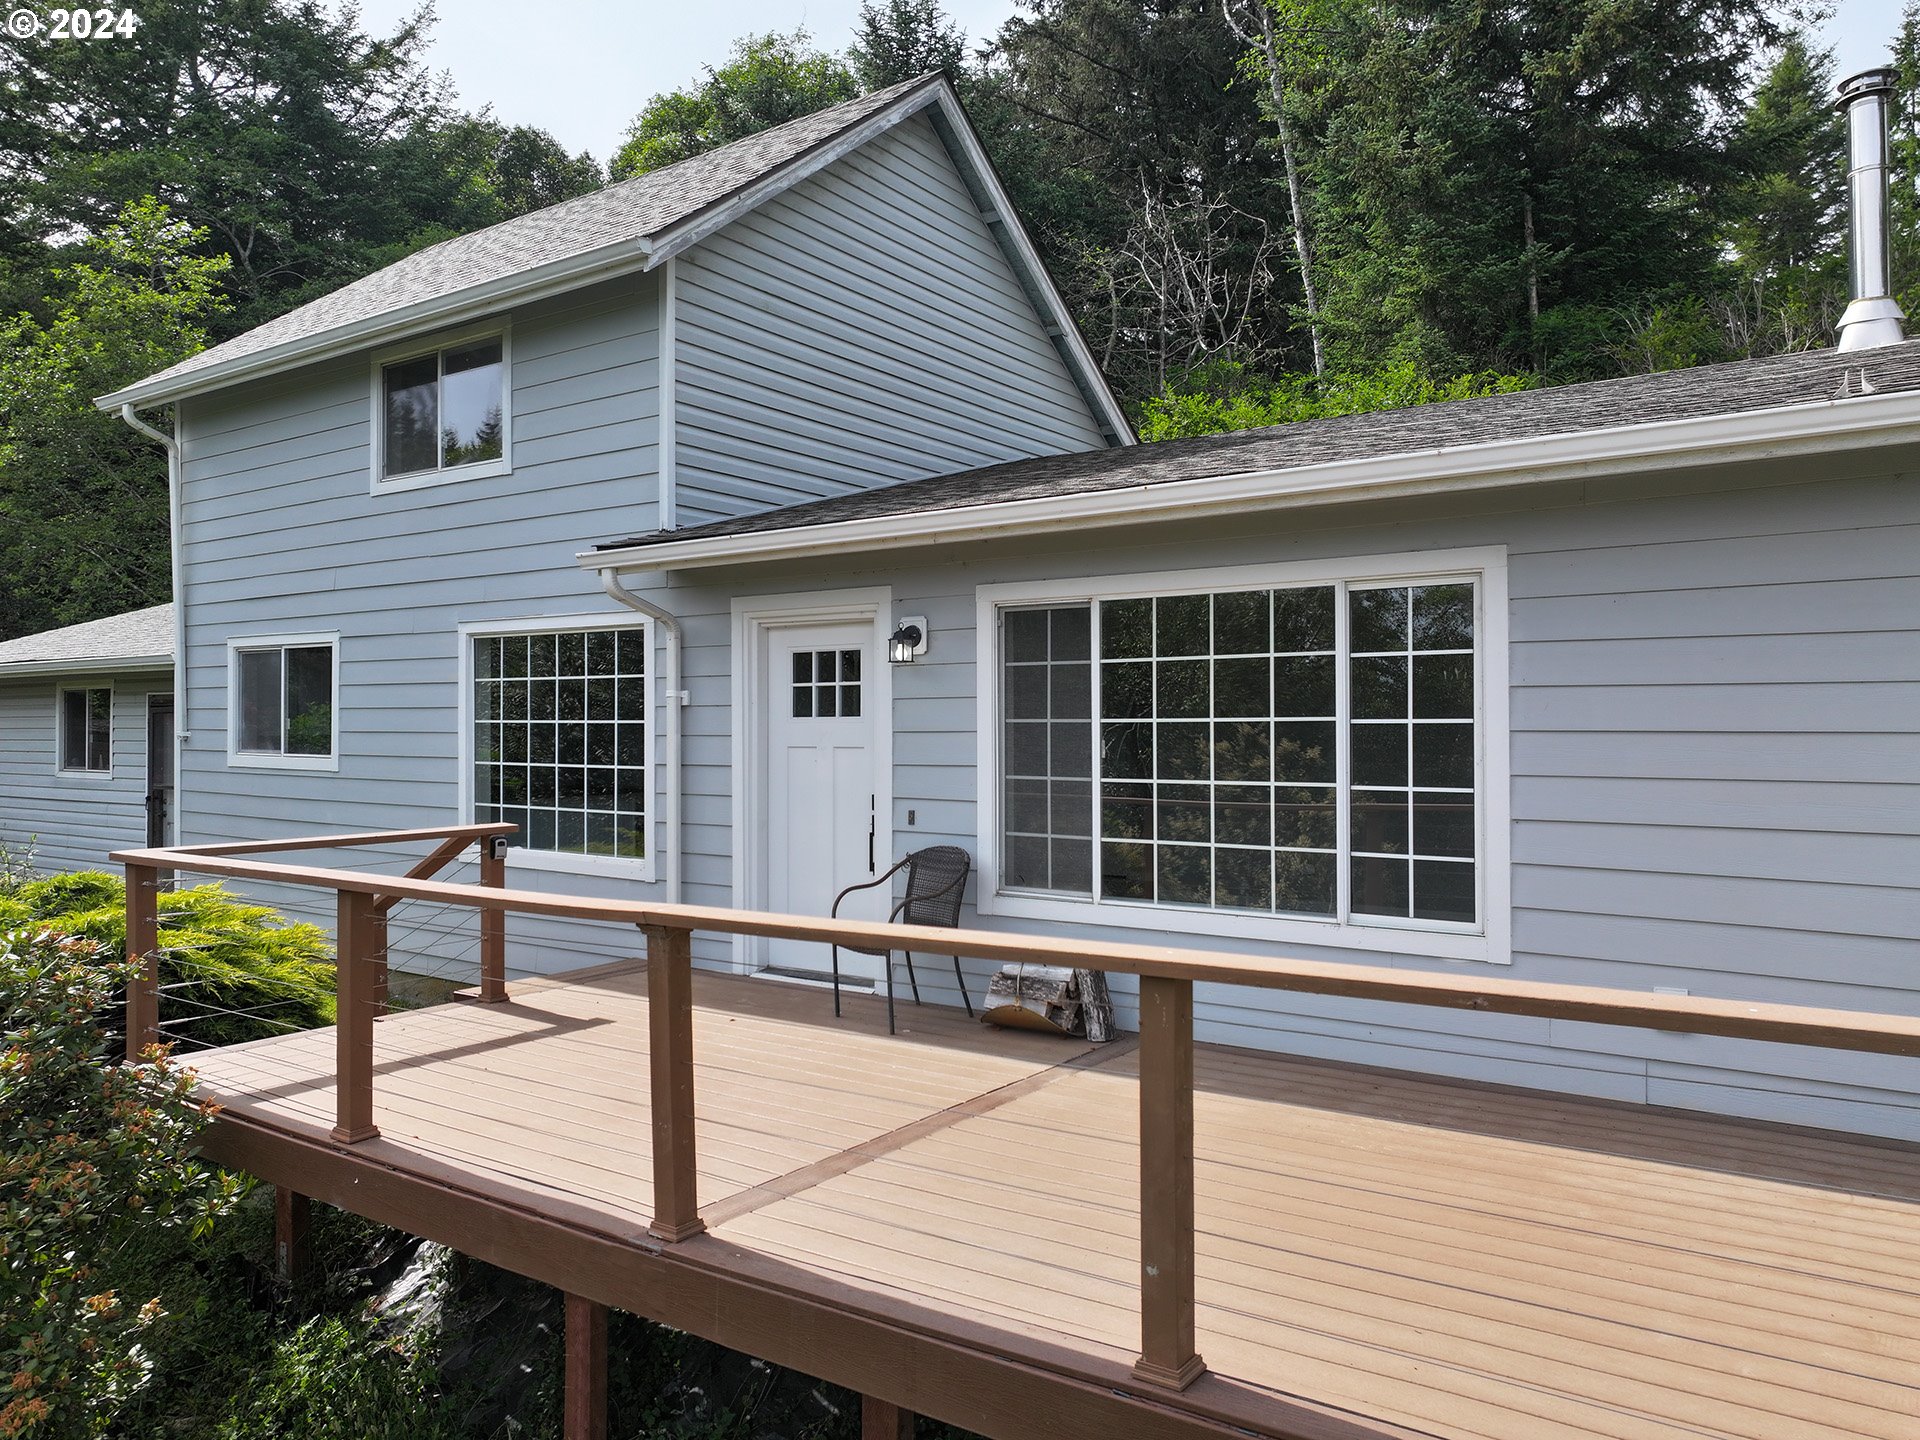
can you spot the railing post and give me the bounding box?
[331,889,381,1144]
[641,923,705,1242]
[1132,974,1206,1391]
[123,862,161,1061]
[479,838,508,1003]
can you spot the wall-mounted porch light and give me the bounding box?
[889,617,928,664]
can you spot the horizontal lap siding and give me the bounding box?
[731,463,1918,1138]
[174,271,667,976]
[673,114,1109,525]
[0,672,169,874]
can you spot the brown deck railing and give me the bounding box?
[112,831,1920,1395]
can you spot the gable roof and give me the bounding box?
[96,77,1130,441]
[589,341,1920,572]
[0,604,174,678]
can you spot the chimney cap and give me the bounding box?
[1837,67,1899,108]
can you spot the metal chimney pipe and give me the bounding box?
[1836,68,1907,352]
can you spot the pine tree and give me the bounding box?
[849,0,968,89]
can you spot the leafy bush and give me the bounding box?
[0,874,335,1048]
[0,930,244,1439]
[209,1317,451,1440]
[1137,359,1534,440]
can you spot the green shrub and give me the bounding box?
[0,930,245,1439]
[209,1317,451,1440]
[0,874,334,1048]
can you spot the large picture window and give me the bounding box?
[57,687,111,774]
[230,640,336,766]
[992,567,1493,943]
[379,334,506,482]
[471,625,648,863]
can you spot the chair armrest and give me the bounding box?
[831,857,910,918]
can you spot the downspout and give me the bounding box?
[118,404,186,842]
[597,566,682,902]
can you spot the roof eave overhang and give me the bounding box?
[94,235,657,412]
[0,653,174,680]
[582,390,1920,576]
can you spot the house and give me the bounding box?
[13,68,1911,1147]
[0,603,176,870]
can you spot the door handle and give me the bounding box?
[868,796,876,874]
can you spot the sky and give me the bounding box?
[351,0,1913,165]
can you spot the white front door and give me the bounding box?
[762,622,884,981]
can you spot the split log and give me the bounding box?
[981,963,1116,1042]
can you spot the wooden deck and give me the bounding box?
[187,963,1920,1440]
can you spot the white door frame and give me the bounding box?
[730,586,894,974]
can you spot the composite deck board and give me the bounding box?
[185,965,1920,1440]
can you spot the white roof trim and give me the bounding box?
[583,389,1920,575]
[0,653,173,680]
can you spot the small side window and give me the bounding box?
[57,688,111,773]
[233,642,335,762]
[381,336,506,480]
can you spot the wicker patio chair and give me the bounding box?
[830,845,973,1034]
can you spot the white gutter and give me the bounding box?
[95,236,655,412]
[583,386,1920,575]
[596,568,683,902]
[0,654,172,681]
[116,404,186,842]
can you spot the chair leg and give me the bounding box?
[953,956,974,1018]
[903,950,922,1005]
[885,951,896,1035]
[831,945,841,1018]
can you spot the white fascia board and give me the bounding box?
[0,654,174,680]
[95,236,655,411]
[582,389,1920,575]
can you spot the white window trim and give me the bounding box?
[973,547,1512,966]
[226,633,341,772]
[368,322,513,495]
[52,683,114,781]
[457,611,658,884]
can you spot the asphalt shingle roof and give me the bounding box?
[122,76,941,398]
[0,605,174,673]
[598,340,1920,551]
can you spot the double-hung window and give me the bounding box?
[985,553,1508,962]
[57,687,111,774]
[469,620,650,874]
[376,332,508,486]
[230,638,337,768]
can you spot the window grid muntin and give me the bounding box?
[473,627,646,860]
[997,575,1481,934]
[1346,581,1477,926]
[1000,606,1093,896]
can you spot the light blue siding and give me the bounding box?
[0,671,169,874]
[672,113,1111,525]
[647,456,1920,1141]
[174,269,668,976]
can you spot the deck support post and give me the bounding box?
[274,1187,311,1288]
[1131,974,1206,1391]
[123,862,161,1061]
[331,889,381,1144]
[641,924,705,1242]
[563,1292,608,1440]
[860,1396,914,1439]
[479,841,509,1003]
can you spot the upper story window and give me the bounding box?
[375,332,508,487]
[981,552,1510,964]
[469,620,651,877]
[57,687,111,775]
[229,636,337,770]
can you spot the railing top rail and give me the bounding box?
[151,823,518,859]
[110,841,1920,1059]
